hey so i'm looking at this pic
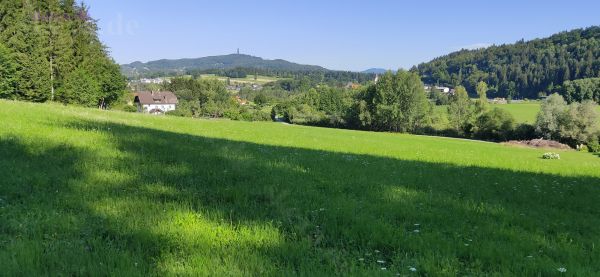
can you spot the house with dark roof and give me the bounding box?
[133,91,178,114]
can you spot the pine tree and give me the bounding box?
[0,0,124,106]
[0,42,17,98]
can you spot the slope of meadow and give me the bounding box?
[1,100,599,276]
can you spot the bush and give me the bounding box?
[512,124,537,140]
[165,109,189,117]
[542,152,560,160]
[587,138,600,153]
[473,108,515,141]
[122,105,138,113]
[253,93,269,106]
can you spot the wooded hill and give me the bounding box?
[415,26,600,99]
[121,54,328,78]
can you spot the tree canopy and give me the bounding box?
[416,26,600,100]
[0,0,126,107]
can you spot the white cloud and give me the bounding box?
[456,43,493,51]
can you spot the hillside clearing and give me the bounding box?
[1,100,599,275]
[199,74,284,85]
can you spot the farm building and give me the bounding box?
[134,91,178,114]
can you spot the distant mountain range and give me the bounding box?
[121,54,328,77]
[361,68,396,74]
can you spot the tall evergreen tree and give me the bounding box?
[0,0,125,106]
[0,42,17,98]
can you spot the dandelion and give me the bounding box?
[409,266,417,272]
[557,267,567,273]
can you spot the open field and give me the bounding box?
[199,74,284,85]
[494,102,542,123]
[1,100,600,275]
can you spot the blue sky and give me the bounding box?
[86,0,600,71]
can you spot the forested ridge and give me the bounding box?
[416,26,600,100]
[121,54,328,78]
[0,0,125,107]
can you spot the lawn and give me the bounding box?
[1,100,600,275]
[494,102,542,123]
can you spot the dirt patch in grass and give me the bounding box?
[503,138,571,150]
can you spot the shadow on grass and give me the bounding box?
[1,119,600,275]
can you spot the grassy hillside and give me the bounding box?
[494,103,542,123]
[1,100,599,275]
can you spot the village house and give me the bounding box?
[134,91,178,114]
[424,85,455,95]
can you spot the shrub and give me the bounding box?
[587,138,600,153]
[512,124,537,140]
[253,93,269,106]
[542,152,560,160]
[473,108,515,141]
[252,110,272,121]
[165,109,189,117]
[122,105,138,113]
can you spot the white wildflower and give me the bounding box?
[408,266,417,272]
[377,260,385,264]
[557,267,567,273]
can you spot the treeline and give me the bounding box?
[272,71,600,149]
[186,67,376,87]
[557,77,600,104]
[536,94,600,150]
[0,1,126,107]
[416,26,600,100]
[164,71,599,150]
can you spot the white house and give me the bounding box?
[140,78,169,84]
[134,91,178,114]
[425,85,453,94]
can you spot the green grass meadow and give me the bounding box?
[1,100,600,275]
[494,102,543,123]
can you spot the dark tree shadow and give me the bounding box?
[2,119,600,275]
